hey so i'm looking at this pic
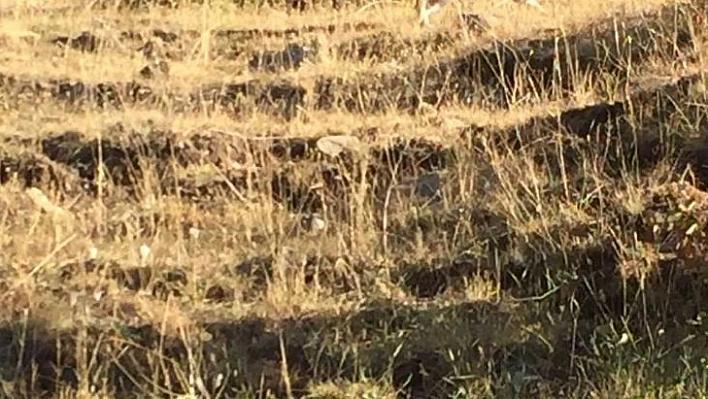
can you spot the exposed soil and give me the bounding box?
[12,3,695,124]
[2,1,708,398]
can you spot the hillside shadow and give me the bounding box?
[3,244,708,399]
[315,2,700,113]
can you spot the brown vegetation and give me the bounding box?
[0,0,707,398]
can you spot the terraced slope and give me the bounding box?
[1,0,708,398]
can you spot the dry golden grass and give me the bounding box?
[1,0,708,398]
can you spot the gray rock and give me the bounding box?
[415,172,441,199]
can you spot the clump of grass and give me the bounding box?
[0,0,707,398]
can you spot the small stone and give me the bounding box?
[310,213,327,232]
[189,226,201,240]
[415,172,441,198]
[316,135,363,157]
[139,244,151,264]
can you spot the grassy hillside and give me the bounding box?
[0,0,707,397]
